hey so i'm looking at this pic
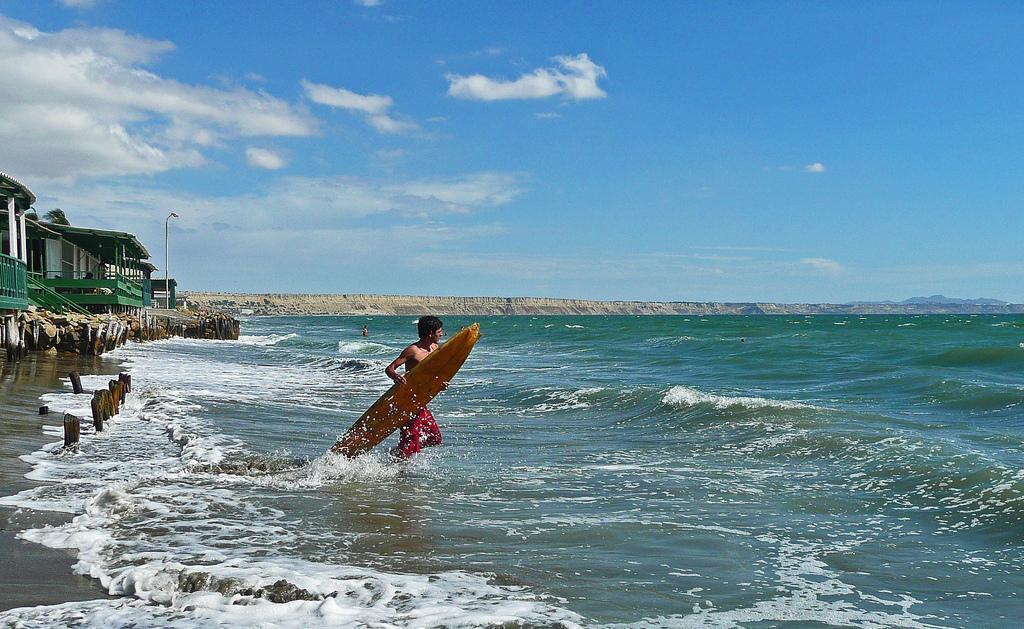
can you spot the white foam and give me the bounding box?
[662,385,816,411]
[608,537,937,628]
[527,387,605,413]
[236,333,298,346]
[0,337,585,629]
[337,340,392,355]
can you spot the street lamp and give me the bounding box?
[165,212,179,308]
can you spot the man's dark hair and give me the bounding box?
[417,316,443,339]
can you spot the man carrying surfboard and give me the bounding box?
[385,316,447,458]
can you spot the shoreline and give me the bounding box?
[0,352,122,612]
[184,292,1024,317]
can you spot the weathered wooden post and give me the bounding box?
[90,391,105,432]
[70,371,84,394]
[63,413,80,447]
[39,405,48,415]
[108,380,120,415]
[94,324,106,356]
[3,315,15,361]
[119,372,132,394]
[17,319,26,359]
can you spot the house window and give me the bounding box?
[61,241,75,279]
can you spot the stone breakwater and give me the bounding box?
[2,310,240,362]
[183,292,1024,317]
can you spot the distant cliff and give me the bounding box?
[181,292,1024,316]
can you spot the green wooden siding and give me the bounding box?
[39,275,144,309]
[0,252,29,311]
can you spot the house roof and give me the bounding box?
[39,223,151,261]
[0,172,36,209]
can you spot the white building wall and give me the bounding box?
[44,239,62,278]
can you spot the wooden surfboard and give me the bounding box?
[331,323,481,457]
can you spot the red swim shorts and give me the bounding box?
[393,407,442,459]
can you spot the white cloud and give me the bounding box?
[367,113,418,134]
[805,162,826,173]
[354,0,381,6]
[800,257,844,274]
[534,112,561,119]
[0,15,315,181]
[301,80,391,114]
[446,53,607,102]
[245,147,287,170]
[43,171,525,235]
[302,79,417,134]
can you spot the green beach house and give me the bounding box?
[28,223,151,314]
[0,172,33,313]
[2,171,155,316]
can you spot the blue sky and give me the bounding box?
[1,1,1022,302]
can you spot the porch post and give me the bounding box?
[6,197,14,258]
[18,207,28,263]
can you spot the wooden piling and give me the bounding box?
[39,405,48,415]
[119,372,132,394]
[17,319,26,359]
[70,371,84,394]
[90,390,106,430]
[63,413,80,447]
[3,315,15,361]
[93,324,106,356]
[108,380,121,415]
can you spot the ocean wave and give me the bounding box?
[236,333,299,346]
[661,385,817,411]
[923,346,1024,367]
[0,557,583,628]
[920,379,1024,412]
[521,386,608,413]
[606,537,938,628]
[186,449,428,488]
[307,356,378,374]
[843,443,1024,540]
[645,335,697,347]
[337,340,393,355]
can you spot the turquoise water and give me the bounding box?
[2,315,1023,627]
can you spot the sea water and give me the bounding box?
[1,315,1022,627]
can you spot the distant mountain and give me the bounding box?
[899,295,1007,306]
[846,295,1009,306]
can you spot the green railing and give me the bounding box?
[37,272,144,309]
[0,253,29,311]
[27,274,92,315]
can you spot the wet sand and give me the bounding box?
[0,352,123,612]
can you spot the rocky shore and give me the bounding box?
[3,310,240,362]
[183,292,1024,317]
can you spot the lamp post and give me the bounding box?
[164,212,179,308]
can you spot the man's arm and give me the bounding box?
[385,346,416,385]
